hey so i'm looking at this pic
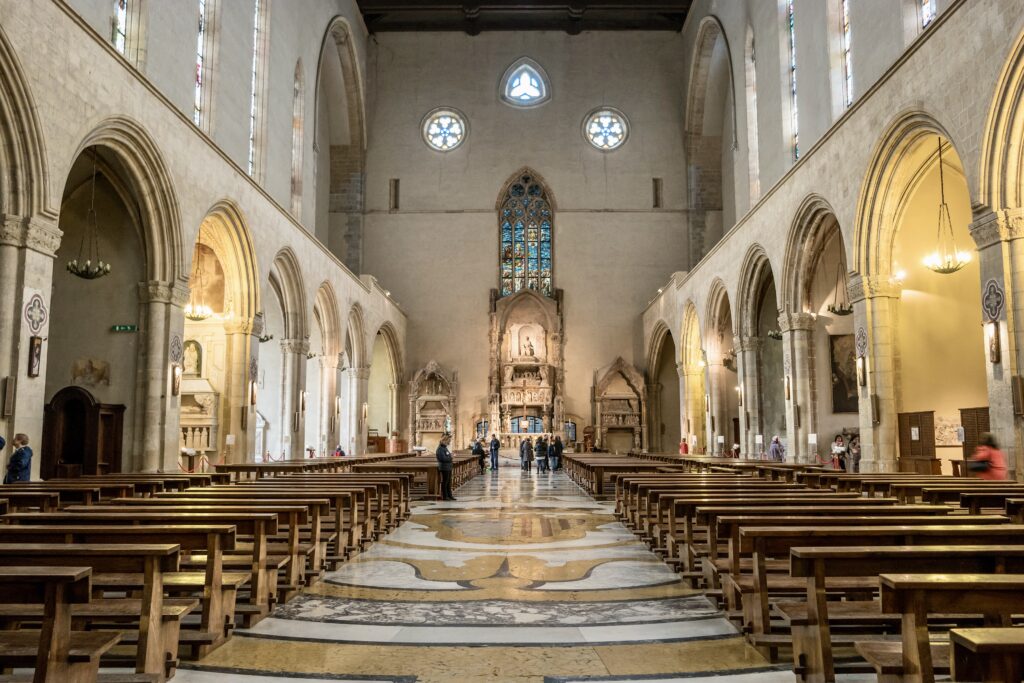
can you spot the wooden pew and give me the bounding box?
[0,543,191,681]
[950,627,1024,682]
[0,524,243,658]
[859,574,1024,682]
[0,566,120,683]
[785,545,1024,682]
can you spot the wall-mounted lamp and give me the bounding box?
[986,320,1001,364]
[172,364,182,396]
[335,396,342,415]
[250,380,258,406]
[784,375,792,401]
[299,390,307,413]
[736,385,743,407]
[704,393,710,412]
[856,355,867,387]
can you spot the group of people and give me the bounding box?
[0,434,32,484]
[517,435,563,473]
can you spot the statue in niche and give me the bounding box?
[504,365,514,383]
[524,337,535,357]
[183,341,202,376]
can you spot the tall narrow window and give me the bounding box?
[787,0,799,160]
[921,0,936,27]
[744,24,761,201]
[112,0,128,54]
[840,0,853,107]
[193,0,209,126]
[247,0,269,178]
[289,61,305,217]
[499,171,553,297]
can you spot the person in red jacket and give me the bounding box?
[967,432,1008,480]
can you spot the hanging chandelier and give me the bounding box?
[827,250,853,316]
[922,138,971,274]
[184,227,213,322]
[66,150,112,280]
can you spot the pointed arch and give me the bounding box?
[497,167,555,298]
[646,320,676,380]
[782,194,846,313]
[198,199,260,322]
[372,321,404,384]
[313,282,341,357]
[0,23,48,218]
[345,303,366,369]
[72,116,183,282]
[980,29,1024,211]
[736,244,777,338]
[703,278,734,353]
[269,248,308,340]
[680,301,705,369]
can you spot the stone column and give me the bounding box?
[735,335,763,456]
[707,360,725,454]
[387,382,400,437]
[349,366,370,454]
[0,213,60,480]
[319,354,340,453]
[648,382,663,451]
[779,311,816,464]
[675,362,687,452]
[136,280,190,472]
[223,315,261,463]
[848,273,902,472]
[970,208,1024,479]
[279,338,309,459]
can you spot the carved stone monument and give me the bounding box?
[593,357,647,452]
[408,360,457,450]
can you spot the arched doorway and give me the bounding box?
[706,283,739,455]
[856,118,985,472]
[738,246,784,455]
[647,324,680,453]
[680,303,707,453]
[367,326,401,451]
[306,283,341,457]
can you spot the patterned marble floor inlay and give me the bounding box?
[186,466,776,680]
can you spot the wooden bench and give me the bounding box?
[950,627,1024,682]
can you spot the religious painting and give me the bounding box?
[27,336,42,378]
[183,340,202,376]
[71,358,110,387]
[829,334,858,413]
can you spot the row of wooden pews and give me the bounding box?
[0,455,475,682]
[613,459,1024,682]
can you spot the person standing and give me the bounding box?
[767,435,785,462]
[847,435,861,473]
[968,432,1008,480]
[435,434,456,501]
[830,435,846,471]
[4,434,32,484]
[550,435,563,471]
[536,437,549,473]
[472,439,486,475]
[521,437,534,473]
[489,434,501,471]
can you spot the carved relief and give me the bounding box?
[592,357,646,451]
[409,361,458,447]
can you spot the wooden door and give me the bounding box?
[897,411,940,474]
[959,407,990,460]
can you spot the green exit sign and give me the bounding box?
[110,324,138,333]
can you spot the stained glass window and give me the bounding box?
[564,421,577,443]
[584,108,629,151]
[194,0,208,126]
[511,417,543,434]
[422,108,467,151]
[787,0,799,160]
[500,58,550,107]
[921,0,936,27]
[841,0,852,108]
[112,0,128,54]
[499,172,552,297]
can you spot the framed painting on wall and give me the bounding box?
[830,334,858,413]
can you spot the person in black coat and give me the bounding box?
[489,434,501,471]
[435,434,455,501]
[520,437,534,473]
[4,433,31,484]
[472,439,486,474]
[536,437,549,473]
[550,435,563,471]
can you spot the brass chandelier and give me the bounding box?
[66,150,112,280]
[922,138,971,274]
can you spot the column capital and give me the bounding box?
[733,335,763,353]
[280,337,310,355]
[970,207,1024,249]
[348,366,371,380]
[319,355,341,371]
[224,317,261,335]
[847,272,901,303]
[1,214,62,256]
[675,361,686,379]
[777,311,816,333]
[138,280,190,306]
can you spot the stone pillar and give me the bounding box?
[970,208,1024,479]
[648,382,663,451]
[279,338,309,459]
[707,360,725,454]
[849,274,902,473]
[223,316,260,463]
[675,362,687,452]
[0,213,60,480]
[349,366,369,454]
[779,311,816,464]
[387,382,400,437]
[319,354,340,453]
[136,280,190,472]
[735,335,763,456]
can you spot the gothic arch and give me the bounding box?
[0,24,47,218]
[854,109,973,276]
[198,199,260,322]
[313,282,342,357]
[268,248,308,341]
[373,321,404,384]
[495,167,558,210]
[314,17,367,150]
[703,278,734,356]
[980,29,1024,211]
[345,303,366,369]
[646,320,676,380]
[72,116,183,283]
[680,301,704,369]
[782,194,846,313]
[736,243,777,338]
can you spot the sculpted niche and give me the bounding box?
[409,360,457,450]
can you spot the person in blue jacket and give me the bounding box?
[489,434,501,471]
[4,433,32,484]
[435,434,455,501]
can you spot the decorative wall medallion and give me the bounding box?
[24,293,47,335]
[855,326,868,357]
[982,279,1005,322]
[169,335,183,363]
[249,356,259,382]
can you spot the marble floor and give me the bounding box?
[176,461,784,682]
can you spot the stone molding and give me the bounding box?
[970,207,1024,249]
[847,272,901,303]
[138,280,190,306]
[777,311,816,333]
[733,335,763,353]
[280,338,310,355]
[0,214,62,256]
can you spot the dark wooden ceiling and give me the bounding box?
[357,1,693,35]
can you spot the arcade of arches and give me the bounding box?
[2,0,1024,680]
